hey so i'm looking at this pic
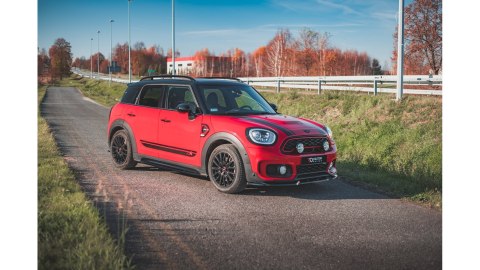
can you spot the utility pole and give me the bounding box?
[396,0,405,101]
[172,0,176,75]
[97,30,100,76]
[110,19,114,85]
[128,0,132,83]
[90,38,93,78]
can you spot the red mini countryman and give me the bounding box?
[108,75,337,193]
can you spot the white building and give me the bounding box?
[167,56,195,75]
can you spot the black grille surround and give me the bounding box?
[295,164,329,182]
[281,136,330,155]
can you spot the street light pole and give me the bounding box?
[172,0,176,75]
[90,38,93,78]
[110,19,114,85]
[97,30,100,76]
[128,0,132,83]
[396,0,405,101]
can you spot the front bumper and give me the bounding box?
[244,145,337,186]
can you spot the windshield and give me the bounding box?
[199,84,276,115]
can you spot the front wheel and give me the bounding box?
[110,130,137,169]
[208,144,246,193]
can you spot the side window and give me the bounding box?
[203,89,226,112]
[137,86,164,108]
[166,86,196,110]
[121,86,141,104]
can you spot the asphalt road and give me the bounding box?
[41,86,442,270]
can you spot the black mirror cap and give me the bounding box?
[176,103,191,113]
[270,103,278,112]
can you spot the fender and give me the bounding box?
[201,132,261,183]
[108,119,140,161]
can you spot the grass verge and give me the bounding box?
[56,75,442,209]
[262,90,442,209]
[38,84,132,269]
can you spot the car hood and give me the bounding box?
[235,114,328,137]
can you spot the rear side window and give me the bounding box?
[138,86,164,108]
[121,86,141,104]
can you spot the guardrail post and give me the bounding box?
[374,79,378,96]
[277,79,281,93]
[317,79,322,95]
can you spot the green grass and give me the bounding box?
[58,75,128,107]
[57,75,442,209]
[262,90,442,208]
[38,85,133,269]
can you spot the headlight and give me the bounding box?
[247,128,276,145]
[325,126,333,139]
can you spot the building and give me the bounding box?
[166,57,195,75]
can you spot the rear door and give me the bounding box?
[126,85,165,158]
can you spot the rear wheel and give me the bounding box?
[110,130,137,169]
[208,144,246,193]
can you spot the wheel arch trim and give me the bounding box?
[109,119,139,160]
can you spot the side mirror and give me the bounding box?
[270,103,278,112]
[176,103,191,113]
[176,102,198,120]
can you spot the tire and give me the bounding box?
[110,129,137,169]
[208,144,246,193]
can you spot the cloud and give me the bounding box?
[372,12,397,21]
[315,0,361,15]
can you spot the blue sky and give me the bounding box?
[38,0,412,66]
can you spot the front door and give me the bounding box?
[157,85,203,167]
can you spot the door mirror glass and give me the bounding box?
[176,103,191,113]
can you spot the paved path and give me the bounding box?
[41,86,442,269]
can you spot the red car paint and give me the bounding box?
[108,76,337,192]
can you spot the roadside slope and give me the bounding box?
[38,85,132,269]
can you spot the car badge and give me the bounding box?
[296,143,304,153]
[304,129,311,133]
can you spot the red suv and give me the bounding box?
[108,75,337,193]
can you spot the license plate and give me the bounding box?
[302,155,326,164]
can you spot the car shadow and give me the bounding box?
[239,178,391,201]
[131,165,391,201]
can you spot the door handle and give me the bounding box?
[161,119,171,123]
[127,113,136,117]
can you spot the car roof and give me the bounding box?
[128,76,245,88]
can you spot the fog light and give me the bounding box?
[279,165,287,175]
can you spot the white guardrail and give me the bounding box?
[239,75,442,96]
[72,69,442,96]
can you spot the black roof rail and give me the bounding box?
[197,77,243,82]
[140,74,196,81]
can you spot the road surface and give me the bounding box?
[41,86,442,269]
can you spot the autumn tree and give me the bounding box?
[392,0,442,74]
[48,38,72,80]
[38,48,50,78]
[371,59,382,75]
[90,53,106,73]
[251,46,267,77]
[265,29,292,77]
[296,28,319,76]
[405,0,442,74]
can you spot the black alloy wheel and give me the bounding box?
[110,130,137,169]
[208,144,246,193]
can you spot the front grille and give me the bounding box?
[296,164,329,181]
[281,137,329,155]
